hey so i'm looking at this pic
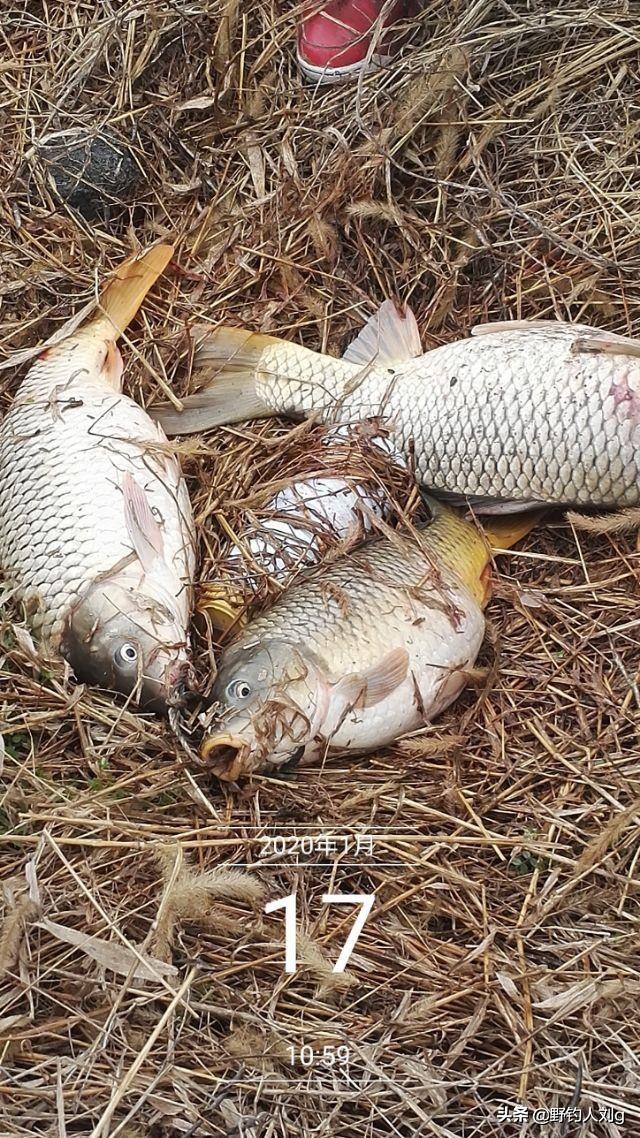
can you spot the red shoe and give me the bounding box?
[297,0,408,84]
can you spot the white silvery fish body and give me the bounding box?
[209,425,408,622]
[154,303,640,513]
[0,249,197,711]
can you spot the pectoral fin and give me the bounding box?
[343,300,422,367]
[334,647,409,710]
[122,471,165,571]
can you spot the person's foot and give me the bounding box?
[297,0,408,85]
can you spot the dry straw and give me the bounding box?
[1,1,639,1135]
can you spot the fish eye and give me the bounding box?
[226,678,252,702]
[114,642,139,668]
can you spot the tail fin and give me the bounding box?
[152,326,281,435]
[0,243,174,374]
[421,495,491,605]
[96,243,174,336]
[423,491,545,552]
[421,495,545,607]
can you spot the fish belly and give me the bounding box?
[322,583,485,753]
[0,383,194,647]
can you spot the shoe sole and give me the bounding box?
[296,51,392,85]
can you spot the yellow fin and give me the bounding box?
[419,499,543,607]
[152,325,281,435]
[198,583,248,632]
[93,243,174,337]
[481,510,546,551]
[0,244,174,373]
[420,500,491,605]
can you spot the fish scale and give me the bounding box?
[245,326,640,508]
[200,504,492,778]
[0,303,197,710]
[239,542,471,680]
[0,367,193,647]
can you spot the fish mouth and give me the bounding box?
[200,733,252,781]
[140,661,198,715]
[166,661,199,706]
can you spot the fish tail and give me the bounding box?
[153,326,282,435]
[197,581,248,632]
[94,243,175,337]
[152,325,362,436]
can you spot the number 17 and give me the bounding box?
[265,892,375,974]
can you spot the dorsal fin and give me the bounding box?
[472,319,640,359]
[472,319,590,337]
[343,300,423,367]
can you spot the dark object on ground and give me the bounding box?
[38,131,144,219]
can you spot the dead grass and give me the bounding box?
[1,1,639,1135]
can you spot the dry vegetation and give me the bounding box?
[1,1,640,1135]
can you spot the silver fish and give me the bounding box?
[200,422,410,630]
[154,302,640,512]
[0,247,197,711]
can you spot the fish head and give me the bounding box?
[201,639,327,780]
[62,579,195,713]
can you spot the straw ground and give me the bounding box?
[1,1,639,1135]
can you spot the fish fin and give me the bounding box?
[0,244,174,375]
[573,333,640,359]
[471,319,590,337]
[423,488,548,516]
[482,510,547,551]
[151,325,281,436]
[335,647,409,710]
[151,383,274,436]
[197,583,247,631]
[472,319,640,359]
[95,244,174,337]
[343,300,422,367]
[122,471,165,571]
[469,498,547,517]
[193,324,282,372]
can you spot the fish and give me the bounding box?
[152,302,640,513]
[199,421,412,631]
[0,246,197,712]
[196,500,537,781]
